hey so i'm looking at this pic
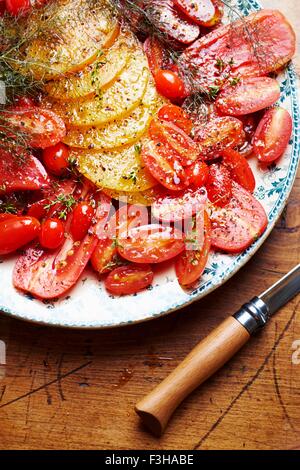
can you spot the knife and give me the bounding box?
[135,264,300,436]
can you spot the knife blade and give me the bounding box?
[233,263,300,334]
[135,264,300,436]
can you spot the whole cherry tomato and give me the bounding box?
[0,215,40,255]
[42,142,70,176]
[39,218,65,250]
[70,202,95,241]
[154,69,186,101]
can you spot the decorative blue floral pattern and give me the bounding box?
[0,0,299,328]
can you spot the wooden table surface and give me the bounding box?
[0,0,300,451]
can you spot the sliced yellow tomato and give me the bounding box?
[63,105,153,149]
[17,0,117,80]
[44,32,135,101]
[72,141,157,192]
[49,50,150,127]
[102,187,160,206]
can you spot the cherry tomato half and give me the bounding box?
[195,117,245,159]
[118,224,185,264]
[253,107,292,163]
[186,161,209,188]
[70,202,95,241]
[174,0,216,26]
[176,211,211,286]
[154,69,186,101]
[43,142,70,176]
[105,264,154,296]
[141,139,188,191]
[143,36,171,75]
[0,215,40,255]
[206,164,232,207]
[91,238,118,275]
[149,118,199,166]
[151,187,207,223]
[39,218,65,250]
[158,104,193,135]
[222,148,255,193]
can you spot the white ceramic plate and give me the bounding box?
[0,0,299,328]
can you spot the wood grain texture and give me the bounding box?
[0,0,299,450]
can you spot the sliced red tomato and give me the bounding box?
[253,107,292,163]
[180,10,295,92]
[206,164,232,207]
[222,148,255,193]
[149,118,199,166]
[176,211,211,286]
[3,107,66,149]
[154,69,186,101]
[0,149,49,194]
[210,181,268,253]
[141,139,187,191]
[174,0,216,26]
[186,161,209,188]
[117,224,185,264]
[158,104,193,135]
[42,142,70,176]
[13,193,112,299]
[195,117,245,159]
[0,215,40,255]
[216,77,280,116]
[151,187,207,222]
[146,0,200,45]
[105,264,154,296]
[70,202,95,241]
[143,36,171,75]
[0,213,17,222]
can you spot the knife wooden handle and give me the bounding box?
[135,316,250,436]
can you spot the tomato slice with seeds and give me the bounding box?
[141,140,187,191]
[152,187,207,223]
[149,119,199,166]
[0,215,40,255]
[105,264,154,296]
[158,104,193,135]
[210,182,268,253]
[13,192,112,299]
[253,107,292,163]
[175,211,211,287]
[206,164,232,207]
[3,107,66,149]
[118,224,185,264]
[174,0,216,26]
[195,117,245,159]
[216,77,280,116]
[0,149,49,194]
[91,238,118,275]
[222,148,255,193]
